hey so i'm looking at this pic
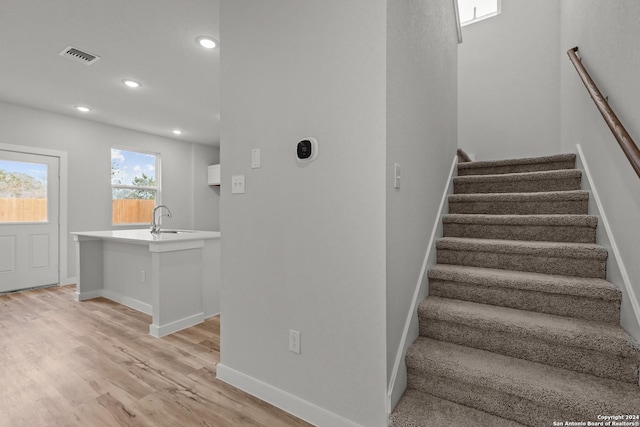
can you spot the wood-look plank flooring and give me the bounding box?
[0,285,313,427]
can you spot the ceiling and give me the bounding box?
[0,0,220,146]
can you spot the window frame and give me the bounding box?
[459,0,501,27]
[110,146,161,226]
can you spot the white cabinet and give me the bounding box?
[207,164,220,186]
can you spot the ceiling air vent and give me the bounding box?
[58,46,100,65]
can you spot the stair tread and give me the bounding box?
[449,190,589,202]
[443,214,598,228]
[458,154,576,172]
[454,169,581,184]
[437,237,607,259]
[418,296,640,357]
[407,337,640,415]
[391,388,526,427]
[428,264,619,301]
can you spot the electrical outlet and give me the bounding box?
[231,175,245,194]
[289,329,301,354]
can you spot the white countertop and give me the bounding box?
[72,229,220,244]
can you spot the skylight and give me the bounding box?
[458,0,500,26]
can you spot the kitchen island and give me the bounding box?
[72,229,220,337]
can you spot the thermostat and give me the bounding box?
[296,137,318,163]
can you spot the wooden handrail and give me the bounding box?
[456,148,472,163]
[567,46,640,179]
[453,0,463,44]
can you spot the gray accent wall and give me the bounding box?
[219,1,457,425]
[458,0,562,161]
[219,2,388,425]
[560,0,640,340]
[386,0,458,409]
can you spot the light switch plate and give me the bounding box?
[394,163,401,189]
[232,175,245,194]
[251,149,261,169]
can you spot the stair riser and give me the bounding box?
[419,319,639,383]
[406,371,581,427]
[429,280,620,323]
[448,199,588,215]
[389,389,527,427]
[454,177,581,194]
[437,249,606,279]
[443,223,596,243]
[458,161,576,176]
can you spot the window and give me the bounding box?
[111,148,159,225]
[0,159,48,223]
[459,0,500,26]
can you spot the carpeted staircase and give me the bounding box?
[390,153,640,427]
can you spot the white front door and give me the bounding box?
[0,150,59,292]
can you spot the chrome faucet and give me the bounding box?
[150,204,172,234]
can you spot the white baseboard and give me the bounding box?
[386,154,458,415]
[576,145,640,340]
[75,288,204,338]
[75,290,102,301]
[205,311,220,319]
[62,276,77,286]
[149,312,205,338]
[75,288,152,315]
[101,289,153,315]
[217,364,362,427]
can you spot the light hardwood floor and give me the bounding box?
[0,285,313,427]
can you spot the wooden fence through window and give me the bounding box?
[0,198,155,224]
[112,199,155,224]
[0,198,47,222]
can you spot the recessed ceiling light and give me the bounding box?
[122,79,141,88]
[75,106,91,112]
[172,129,183,135]
[196,36,218,49]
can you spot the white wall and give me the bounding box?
[218,1,388,426]
[0,101,220,282]
[458,0,561,161]
[386,0,458,409]
[560,0,640,340]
